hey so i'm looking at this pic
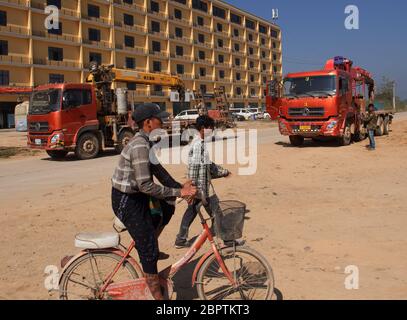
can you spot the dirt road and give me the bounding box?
[0,115,406,300]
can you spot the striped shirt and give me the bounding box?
[111,130,182,199]
[188,138,230,198]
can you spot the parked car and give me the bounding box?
[231,109,257,121]
[256,112,272,120]
[174,109,199,121]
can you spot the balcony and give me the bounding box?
[114,21,147,34]
[148,30,169,39]
[150,91,166,97]
[32,30,80,44]
[231,35,245,43]
[169,16,192,27]
[216,77,232,83]
[147,10,168,20]
[83,38,112,49]
[233,64,246,71]
[149,50,169,59]
[0,25,29,37]
[215,46,230,53]
[193,40,212,49]
[232,49,245,57]
[215,61,232,68]
[169,0,191,9]
[170,53,192,62]
[82,14,111,26]
[169,35,193,45]
[248,67,260,73]
[195,75,215,82]
[127,89,149,97]
[177,73,194,80]
[30,1,80,19]
[0,54,32,65]
[248,54,260,60]
[115,44,148,55]
[194,58,213,66]
[3,0,29,7]
[216,31,230,39]
[113,0,147,15]
[193,23,212,33]
[33,58,82,69]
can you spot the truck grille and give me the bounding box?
[288,107,325,117]
[29,122,49,132]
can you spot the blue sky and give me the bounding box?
[227,0,407,99]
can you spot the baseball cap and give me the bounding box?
[132,103,170,123]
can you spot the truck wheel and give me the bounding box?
[375,117,384,136]
[289,135,304,147]
[383,117,390,135]
[75,132,100,160]
[46,150,68,160]
[338,123,352,146]
[115,130,134,154]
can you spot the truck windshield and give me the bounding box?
[29,89,61,115]
[283,76,336,98]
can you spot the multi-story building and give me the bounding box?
[0,0,282,128]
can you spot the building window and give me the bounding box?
[47,0,61,9]
[273,42,277,49]
[175,27,183,38]
[249,61,254,68]
[249,47,254,55]
[235,58,240,66]
[250,75,255,82]
[248,34,253,42]
[153,61,161,72]
[271,29,279,38]
[0,40,8,55]
[48,47,63,61]
[151,21,160,32]
[197,16,204,26]
[213,6,226,19]
[152,41,161,52]
[150,0,159,12]
[88,4,100,18]
[273,53,277,61]
[153,85,162,93]
[236,73,241,81]
[262,51,266,58]
[233,29,239,37]
[176,46,183,56]
[176,64,184,74]
[125,35,135,47]
[261,38,266,45]
[218,54,224,63]
[88,28,101,41]
[49,74,64,83]
[273,66,278,73]
[0,70,9,85]
[174,9,182,19]
[250,88,256,96]
[192,0,208,13]
[234,43,239,52]
[198,51,205,60]
[200,84,207,93]
[217,39,223,48]
[126,57,135,69]
[89,52,102,65]
[219,70,225,79]
[0,11,7,26]
[246,19,255,30]
[199,67,206,76]
[217,23,222,32]
[230,13,242,25]
[198,33,205,43]
[259,24,267,34]
[127,82,136,90]
[123,0,133,4]
[48,22,62,35]
[262,64,266,71]
[236,87,242,95]
[263,76,267,84]
[124,14,134,26]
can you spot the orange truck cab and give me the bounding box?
[266,56,391,146]
[27,83,133,159]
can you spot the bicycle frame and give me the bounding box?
[98,209,237,296]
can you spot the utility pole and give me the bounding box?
[393,81,396,113]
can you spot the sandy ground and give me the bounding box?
[0,116,406,300]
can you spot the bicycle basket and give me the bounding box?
[216,201,246,241]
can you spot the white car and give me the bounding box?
[174,109,199,121]
[232,109,257,121]
[256,112,272,120]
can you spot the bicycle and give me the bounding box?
[58,197,275,300]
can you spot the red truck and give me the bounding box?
[266,56,394,146]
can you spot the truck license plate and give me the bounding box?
[35,139,42,145]
[300,125,311,131]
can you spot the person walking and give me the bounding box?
[364,104,378,151]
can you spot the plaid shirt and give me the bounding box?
[188,138,230,198]
[112,130,182,199]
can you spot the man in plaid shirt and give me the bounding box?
[175,115,244,248]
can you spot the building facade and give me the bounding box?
[0,0,282,128]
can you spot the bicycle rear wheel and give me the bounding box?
[196,246,274,300]
[59,252,140,300]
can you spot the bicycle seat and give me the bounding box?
[75,232,120,249]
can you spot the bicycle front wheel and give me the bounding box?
[196,246,274,300]
[59,252,140,300]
